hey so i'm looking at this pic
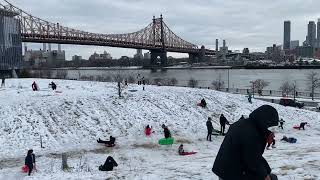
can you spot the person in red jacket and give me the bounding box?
[145,125,152,136]
[266,131,276,150]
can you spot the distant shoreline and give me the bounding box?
[25,65,320,71]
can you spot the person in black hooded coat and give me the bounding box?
[99,156,118,171]
[212,105,279,180]
[25,149,36,176]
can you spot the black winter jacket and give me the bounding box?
[164,127,171,138]
[206,120,213,132]
[219,115,229,126]
[25,154,35,167]
[212,105,279,180]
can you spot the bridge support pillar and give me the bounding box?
[150,50,167,67]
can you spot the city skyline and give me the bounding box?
[13,0,320,59]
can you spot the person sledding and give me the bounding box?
[266,130,276,150]
[24,149,36,176]
[32,81,38,91]
[145,125,152,136]
[178,144,197,156]
[212,105,279,180]
[219,114,230,135]
[206,117,213,141]
[162,124,171,139]
[293,122,308,130]
[99,156,118,171]
[97,136,116,147]
[279,119,285,129]
[281,136,297,143]
[49,81,57,90]
[197,98,207,108]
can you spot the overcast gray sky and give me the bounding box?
[10,0,320,59]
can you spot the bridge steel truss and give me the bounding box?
[0,0,215,66]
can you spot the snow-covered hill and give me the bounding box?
[0,79,319,180]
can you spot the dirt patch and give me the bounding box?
[280,165,297,171]
[132,143,159,149]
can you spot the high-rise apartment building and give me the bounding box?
[283,21,291,50]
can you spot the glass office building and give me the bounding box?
[0,8,22,70]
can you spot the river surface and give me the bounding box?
[52,68,320,91]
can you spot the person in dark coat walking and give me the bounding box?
[219,114,229,135]
[162,124,171,139]
[206,117,214,141]
[25,149,36,176]
[212,105,279,180]
[99,156,118,171]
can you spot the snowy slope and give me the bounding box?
[0,79,319,180]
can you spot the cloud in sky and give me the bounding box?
[9,0,320,59]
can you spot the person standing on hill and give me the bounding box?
[162,124,171,139]
[212,105,279,180]
[206,117,213,141]
[266,130,276,150]
[1,78,5,87]
[279,119,285,129]
[219,114,229,135]
[32,81,38,91]
[25,149,36,176]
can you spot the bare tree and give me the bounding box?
[113,71,125,97]
[127,75,135,84]
[153,78,163,85]
[253,79,270,95]
[280,81,294,96]
[56,70,68,79]
[212,74,225,90]
[188,78,198,88]
[307,71,320,100]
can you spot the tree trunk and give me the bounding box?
[62,153,69,170]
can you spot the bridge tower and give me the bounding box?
[150,15,167,67]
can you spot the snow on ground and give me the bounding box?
[0,79,320,180]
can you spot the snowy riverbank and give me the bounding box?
[0,79,319,179]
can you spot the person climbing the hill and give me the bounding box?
[219,114,230,135]
[49,81,57,90]
[281,136,297,143]
[178,144,185,155]
[279,119,285,129]
[206,117,213,141]
[97,136,116,146]
[239,115,245,121]
[25,149,36,176]
[145,125,152,136]
[266,130,276,150]
[162,124,171,139]
[32,81,38,91]
[299,122,308,130]
[199,98,207,108]
[212,105,279,180]
[99,156,118,171]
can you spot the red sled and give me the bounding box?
[293,125,300,129]
[22,165,29,173]
[106,144,115,147]
[180,152,197,156]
